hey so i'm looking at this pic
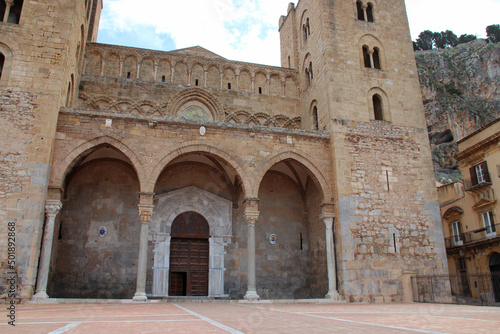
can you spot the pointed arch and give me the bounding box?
[50,135,147,192]
[147,141,251,198]
[254,149,332,201]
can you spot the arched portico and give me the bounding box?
[42,153,142,299]
[254,148,333,201]
[249,151,340,300]
[146,141,252,196]
[50,135,147,192]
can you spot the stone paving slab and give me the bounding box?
[2,301,500,334]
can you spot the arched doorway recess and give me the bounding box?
[149,186,233,297]
[490,252,500,302]
[169,212,210,296]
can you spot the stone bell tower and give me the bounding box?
[279,0,449,302]
[0,0,102,300]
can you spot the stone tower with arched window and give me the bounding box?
[279,0,448,302]
[0,0,103,300]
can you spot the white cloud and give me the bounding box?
[406,0,500,40]
[99,0,291,65]
[98,0,500,66]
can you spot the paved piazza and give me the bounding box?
[2,301,500,334]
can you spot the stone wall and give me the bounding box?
[335,120,447,302]
[48,160,140,299]
[78,73,302,130]
[256,173,311,299]
[0,90,48,300]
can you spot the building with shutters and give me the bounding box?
[1,0,449,303]
[438,118,500,303]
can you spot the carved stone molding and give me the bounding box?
[138,204,154,224]
[320,203,335,221]
[244,198,260,226]
[45,200,62,218]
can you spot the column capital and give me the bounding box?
[245,212,259,226]
[4,0,15,7]
[320,203,335,220]
[45,200,62,218]
[138,204,154,224]
[244,198,260,226]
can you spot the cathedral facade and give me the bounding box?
[0,0,449,303]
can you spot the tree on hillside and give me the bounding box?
[433,30,458,49]
[487,24,500,43]
[457,34,477,45]
[416,30,434,50]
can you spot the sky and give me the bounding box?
[96,0,500,67]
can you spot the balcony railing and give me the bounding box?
[464,178,492,192]
[445,223,499,248]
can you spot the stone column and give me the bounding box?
[266,74,271,95]
[119,61,124,77]
[3,0,14,23]
[321,204,342,300]
[32,200,62,300]
[82,59,88,75]
[153,64,158,81]
[368,49,374,69]
[171,67,175,83]
[362,4,368,22]
[204,70,208,88]
[244,199,260,301]
[133,193,154,302]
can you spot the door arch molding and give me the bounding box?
[149,186,232,297]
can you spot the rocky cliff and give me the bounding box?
[416,40,500,182]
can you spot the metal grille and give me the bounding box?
[412,273,500,306]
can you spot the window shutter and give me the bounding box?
[481,161,491,183]
[470,166,478,186]
[490,211,496,232]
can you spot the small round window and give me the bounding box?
[181,106,209,121]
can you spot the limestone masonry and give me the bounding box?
[0,0,449,303]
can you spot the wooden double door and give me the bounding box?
[169,212,210,296]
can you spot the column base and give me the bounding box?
[325,290,343,301]
[31,291,49,301]
[243,290,260,302]
[132,292,148,302]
